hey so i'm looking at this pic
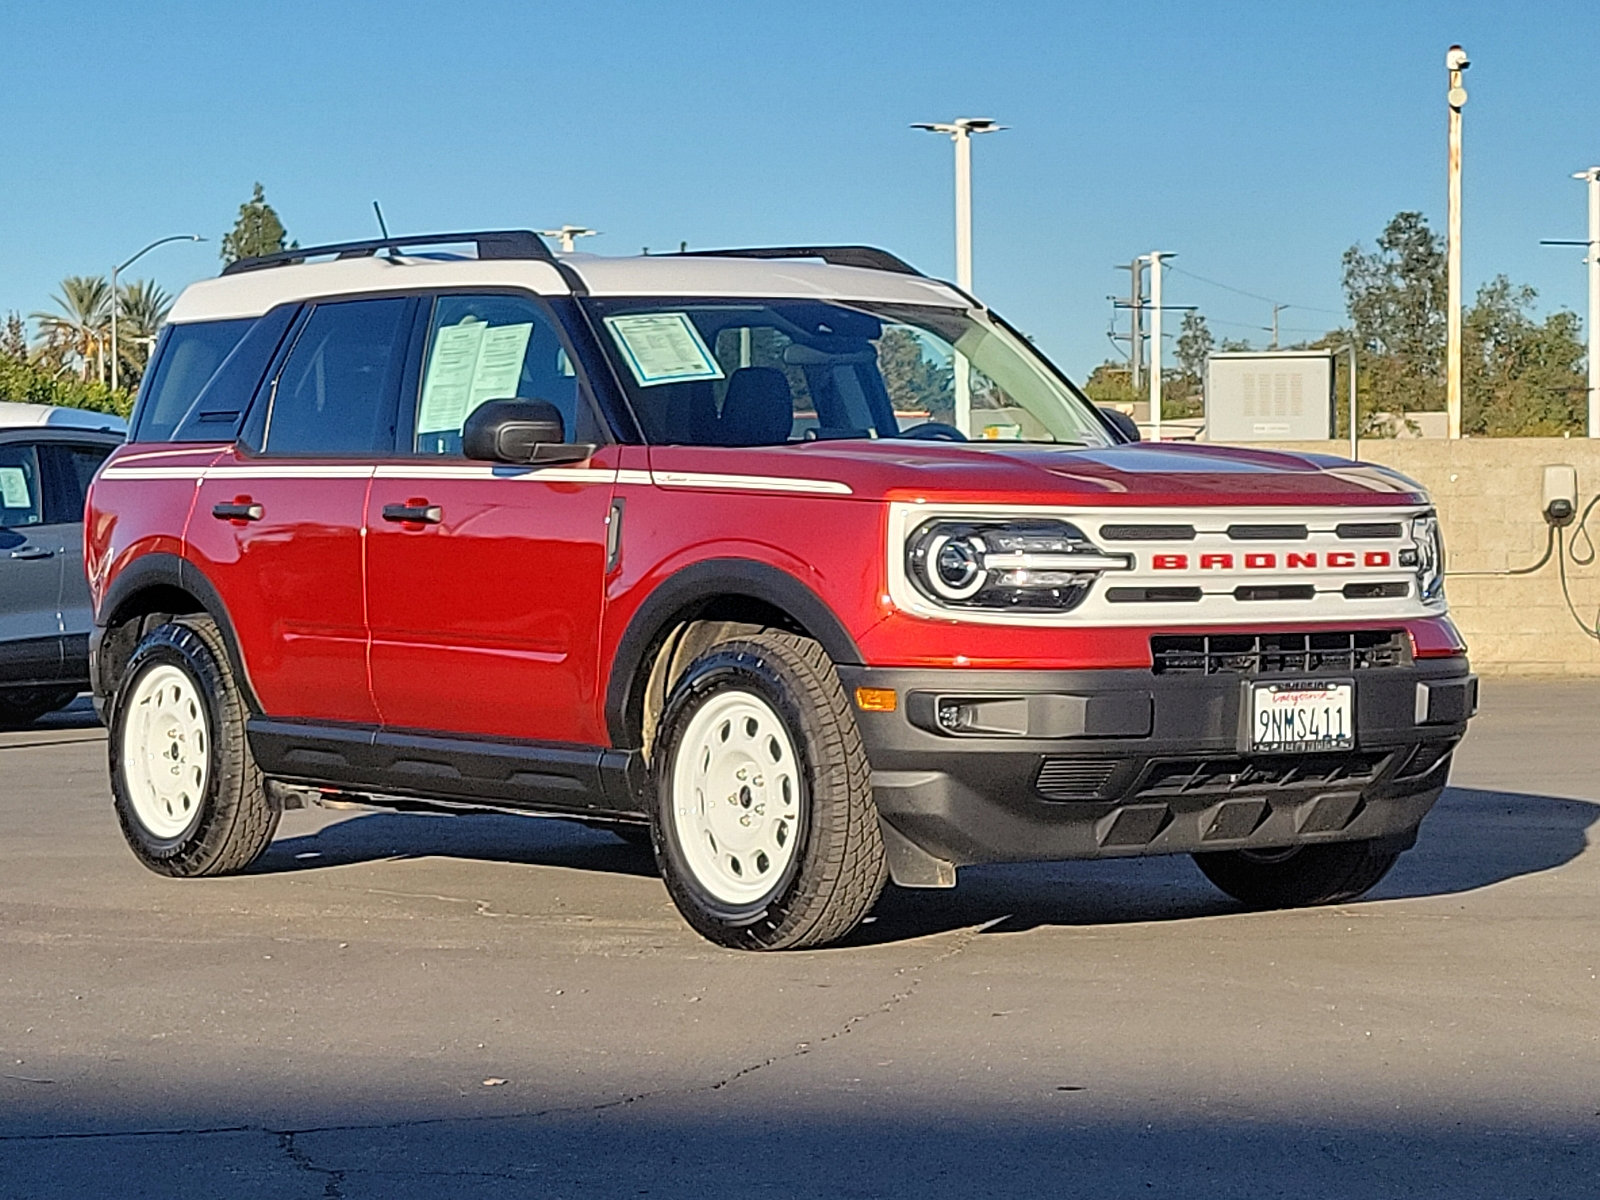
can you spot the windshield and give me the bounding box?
[582,298,1112,448]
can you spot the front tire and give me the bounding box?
[650,630,886,950]
[109,615,279,877]
[1193,838,1401,909]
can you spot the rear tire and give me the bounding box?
[1193,838,1401,908]
[109,615,279,877]
[650,630,886,950]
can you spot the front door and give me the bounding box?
[365,292,615,744]
[186,296,417,724]
[0,440,65,685]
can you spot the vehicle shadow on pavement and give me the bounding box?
[255,811,661,879]
[249,785,1597,946]
[848,785,1599,945]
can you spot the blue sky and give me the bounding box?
[1,0,1595,378]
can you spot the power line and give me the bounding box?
[1165,264,1345,317]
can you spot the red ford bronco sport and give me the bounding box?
[86,231,1476,949]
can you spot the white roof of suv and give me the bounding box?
[0,401,127,433]
[167,246,970,324]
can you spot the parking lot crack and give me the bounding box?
[705,918,992,1093]
[278,1131,347,1198]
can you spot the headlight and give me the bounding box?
[906,519,1131,612]
[1406,513,1445,603]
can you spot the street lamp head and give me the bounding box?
[1574,168,1600,182]
[912,118,1007,138]
[1446,45,1470,71]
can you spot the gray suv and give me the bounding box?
[0,402,124,726]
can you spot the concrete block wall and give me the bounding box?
[1272,439,1600,675]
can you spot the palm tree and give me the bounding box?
[116,279,173,383]
[31,276,111,381]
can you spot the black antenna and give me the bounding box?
[372,201,391,239]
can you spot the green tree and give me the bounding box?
[1175,311,1214,381]
[1462,276,1586,436]
[0,312,27,360]
[114,278,173,387]
[30,275,111,381]
[876,326,953,419]
[1341,211,1446,415]
[220,182,294,264]
[0,353,130,417]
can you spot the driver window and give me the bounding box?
[413,294,596,455]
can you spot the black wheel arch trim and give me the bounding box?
[604,557,862,747]
[93,553,263,714]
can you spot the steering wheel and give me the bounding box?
[898,421,968,442]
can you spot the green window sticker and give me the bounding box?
[604,313,725,387]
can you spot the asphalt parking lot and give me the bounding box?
[1,683,1596,1199]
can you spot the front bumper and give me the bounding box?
[838,658,1475,884]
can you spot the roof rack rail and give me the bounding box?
[221,230,555,276]
[668,245,923,277]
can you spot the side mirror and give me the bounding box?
[462,399,594,465]
[1099,406,1141,443]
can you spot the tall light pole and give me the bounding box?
[914,117,1006,434]
[1445,44,1469,438]
[538,225,599,253]
[1146,251,1174,442]
[111,233,204,392]
[1580,169,1600,437]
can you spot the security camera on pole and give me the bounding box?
[913,117,1006,436]
[1445,44,1469,439]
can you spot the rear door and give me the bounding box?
[42,438,119,681]
[365,291,616,743]
[187,296,417,724]
[0,439,66,685]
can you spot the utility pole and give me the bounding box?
[1445,44,1470,438]
[914,117,1005,435]
[1270,303,1287,350]
[1581,169,1600,437]
[1147,251,1173,443]
[1113,259,1146,390]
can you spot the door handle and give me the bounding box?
[212,500,264,522]
[382,501,443,525]
[8,546,54,560]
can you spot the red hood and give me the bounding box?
[654,440,1429,508]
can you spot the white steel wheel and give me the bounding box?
[120,662,210,840]
[669,688,803,906]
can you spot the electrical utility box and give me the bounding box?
[1205,350,1335,442]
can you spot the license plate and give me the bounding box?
[1249,681,1354,752]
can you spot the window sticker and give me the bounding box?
[0,466,31,509]
[604,313,725,387]
[416,319,535,436]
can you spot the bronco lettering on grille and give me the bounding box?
[1149,550,1393,570]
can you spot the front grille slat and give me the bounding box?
[1151,630,1410,676]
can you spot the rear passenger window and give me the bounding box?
[132,319,255,443]
[45,443,117,523]
[411,294,600,455]
[0,444,43,528]
[265,298,413,456]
